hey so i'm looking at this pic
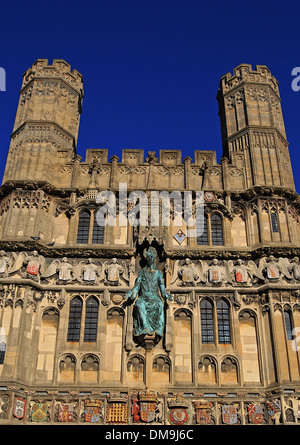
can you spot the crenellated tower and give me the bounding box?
[3,59,84,184]
[217,64,294,189]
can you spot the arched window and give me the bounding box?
[197,214,208,245]
[92,212,104,244]
[67,297,83,342]
[0,342,5,364]
[84,297,99,342]
[196,212,224,246]
[211,213,223,246]
[284,310,293,340]
[200,299,214,343]
[217,299,231,344]
[77,211,90,244]
[76,209,104,244]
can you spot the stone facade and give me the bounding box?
[0,60,299,424]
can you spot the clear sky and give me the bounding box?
[0,0,300,191]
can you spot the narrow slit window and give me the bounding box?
[0,342,6,364]
[92,211,104,244]
[67,297,83,342]
[271,212,279,233]
[217,299,231,344]
[211,214,224,246]
[197,214,208,245]
[77,211,90,244]
[200,299,214,343]
[84,297,99,342]
[284,310,293,340]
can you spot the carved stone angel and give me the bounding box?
[82,258,100,283]
[100,258,129,286]
[207,259,225,285]
[288,257,300,281]
[260,256,292,282]
[9,250,46,281]
[226,259,264,286]
[170,258,205,286]
[42,257,74,283]
[73,258,100,284]
[0,251,12,277]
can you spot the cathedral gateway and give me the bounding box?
[0,59,299,425]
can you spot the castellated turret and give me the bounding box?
[3,59,84,184]
[217,64,294,189]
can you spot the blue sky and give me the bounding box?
[1,0,300,191]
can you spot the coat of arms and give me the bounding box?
[194,401,213,424]
[106,393,128,424]
[140,401,156,423]
[235,267,248,283]
[13,397,26,419]
[266,400,280,417]
[31,402,48,423]
[222,404,238,424]
[247,403,264,424]
[58,402,76,422]
[168,394,189,425]
[138,389,158,423]
[84,400,103,423]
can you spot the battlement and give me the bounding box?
[83,148,218,166]
[21,58,84,94]
[218,63,279,96]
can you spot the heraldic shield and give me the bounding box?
[222,405,238,424]
[13,397,26,419]
[140,402,156,423]
[138,389,158,423]
[31,402,48,422]
[247,403,264,424]
[168,394,189,425]
[194,401,213,425]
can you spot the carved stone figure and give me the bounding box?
[260,256,292,282]
[57,257,74,281]
[131,398,140,423]
[289,257,300,280]
[101,258,129,286]
[18,251,45,280]
[82,258,100,283]
[125,247,172,346]
[207,259,224,284]
[171,258,200,286]
[0,251,11,277]
[42,257,74,283]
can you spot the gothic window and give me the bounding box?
[271,212,279,233]
[67,297,83,342]
[92,211,104,244]
[196,212,224,246]
[217,299,231,344]
[76,209,104,244]
[284,310,293,340]
[200,299,214,343]
[127,355,145,383]
[221,356,238,384]
[196,214,208,245]
[211,213,223,245]
[77,211,90,244]
[0,342,5,364]
[59,354,76,382]
[198,356,217,384]
[81,354,99,372]
[84,297,99,342]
